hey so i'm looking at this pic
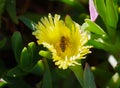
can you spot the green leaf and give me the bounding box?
[6,0,18,24]
[85,19,106,36]
[106,0,118,29]
[83,63,96,88]
[20,42,39,72]
[93,0,106,22]
[42,58,52,88]
[31,60,44,76]
[70,64,84,87]
[11,31,23,63]
[88,39,108,51]
[4,77,32,88]
[65,15,74,31]
[20,47,31,71]
[0,0,6,13]
[7,66,27,77]
[19,16,36,31]
[0,78,7,88]
[0,37,6,48]
[39,50,52,59]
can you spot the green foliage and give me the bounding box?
[11,31,23,63]
[84,19,106,36]
[3,77,32,88]
[94,0,118,41]
[0,78,7,88]
[42,58,52,88]
[5,0,18,24]
[70,64,84,87]
[39,50,52,59]
[65,15,74,31]
[20,42,39,72]
[83,63,96,88]
[0,0,6,14]
[0,37,6,49]
[1,0,120,88]
[19,16,36,31]
[7,66,27,77]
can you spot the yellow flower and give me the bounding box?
[33,14,92,69]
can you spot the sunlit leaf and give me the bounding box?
[65,15,74,31]
[39,50,52,59]
[0,78,7,88]
[85,19,106,36]
[106,0,118,29]
[93,0,106,22]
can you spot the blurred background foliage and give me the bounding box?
[0,0,120,88]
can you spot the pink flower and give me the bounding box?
[89,0,98,21]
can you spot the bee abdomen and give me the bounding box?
[60,36,66,52]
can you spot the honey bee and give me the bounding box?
[60,36,66,52]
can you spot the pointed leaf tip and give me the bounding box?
[65,15,74,30]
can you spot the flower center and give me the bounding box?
[54,36,70,58]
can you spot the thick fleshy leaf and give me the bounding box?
[85,19,106,36]
[70,65,84,87]
[83,63,96,88]
[65,15,74,31]
[31,60,44,76]
[6,0,18,24]
[42,58,52,88]
[20,42,38,72]
[19,16,36,31]
[88,39,107,50]
[39,50,52,59]
[11,31,23,63]
[106,0,118,29]
[93,0,106,22]
[20,47,30,70]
